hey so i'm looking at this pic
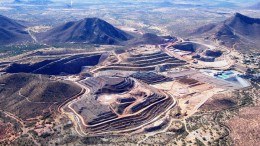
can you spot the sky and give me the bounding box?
[0,0,259,6]
[0,0,258,2]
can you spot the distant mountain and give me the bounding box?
[156,1,174,7]
[127,33,173,45]
[247,2,260,10]
[13,0,53,5]
[13,0,22,3]
[0,15,32,45]
[38,18,133,45]
[190,13,260,53]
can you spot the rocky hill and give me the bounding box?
[190,13,260,53]
[0,73,81,120]
[0,15,32,45]
[127,33,166,45]
[38,18,133,45]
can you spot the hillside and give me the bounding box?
[38,18,133,45]
[190,13,260,53]
[0,73,81,120]
[127,33,166,45]
[5,53,103,75]
[0,15,32,45]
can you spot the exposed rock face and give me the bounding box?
[204,50,222,57]
[5,54,102,75]
[172,42,209,52]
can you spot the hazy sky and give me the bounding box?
[0,0,259,5]
[0,0,259,2]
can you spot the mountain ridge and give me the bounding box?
[0,15,33,45]
[38,17,133,45]
[190,13,260,53]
